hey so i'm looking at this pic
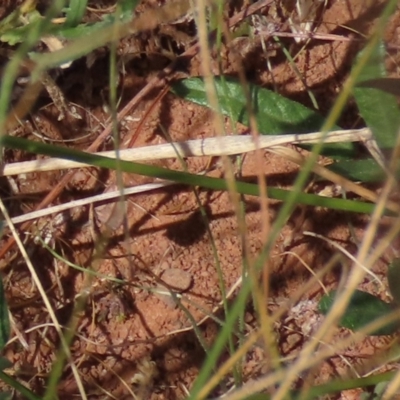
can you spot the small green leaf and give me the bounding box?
[327,158,386,183]
[0,10,42,45]
[0,358,11,371]
[171,77,356,159]
[56,7,133,41]
[0,278,9,349]
[357,78,400,97]
[64,0,88,27]
[0,13,20,37]
[0,4,26,36]
[388,259,400,305]
[318,290,399,336]
[353,42,400,149]
[328,158,400,183]
[0,1,136,46]
[360,381,389,400]
[118,0,140,14]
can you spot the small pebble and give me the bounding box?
[160,268,192,293]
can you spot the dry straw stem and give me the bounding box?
[2,128,371,176]
[303,231,384,289]
[5,181,175,226]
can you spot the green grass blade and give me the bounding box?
[294,371,395,400]
[188,270,251,399]
[0,134,378,214]
[0,371,41,400]
[0,277,9,350]
[190,370,397,399]
[387,258,400,305]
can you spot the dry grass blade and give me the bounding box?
[303,231,384,289]
[2,128,372,176]
[5,181,175,226]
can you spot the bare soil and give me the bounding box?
[1,0,400,399]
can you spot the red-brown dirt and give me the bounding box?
[1,0,400,399]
